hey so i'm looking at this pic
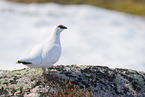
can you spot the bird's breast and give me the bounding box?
[41,44,61,65]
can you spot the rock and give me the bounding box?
[0,65,145,96]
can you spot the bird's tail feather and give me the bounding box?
[17,60,32,65]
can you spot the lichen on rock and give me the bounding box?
[0,65,145,96]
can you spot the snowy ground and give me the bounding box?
[0,0,145,71]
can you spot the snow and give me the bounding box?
[0,0,145,71]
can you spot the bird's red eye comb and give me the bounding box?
[58,25,63,27]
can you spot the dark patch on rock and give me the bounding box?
[132,80,141,92]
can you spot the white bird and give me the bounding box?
[17,25,67,74]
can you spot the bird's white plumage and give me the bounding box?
[18,25,67,74]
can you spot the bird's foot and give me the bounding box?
[42,68,49,74]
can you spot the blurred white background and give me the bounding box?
[0,0,145,71]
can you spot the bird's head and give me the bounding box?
[53,25,67,35]
[57,25,67,29]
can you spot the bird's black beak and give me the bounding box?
[60,26,67,29]
[63,26,67,29]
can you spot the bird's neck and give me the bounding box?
[51,28,62,44]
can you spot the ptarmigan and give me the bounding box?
[17,25,67,74]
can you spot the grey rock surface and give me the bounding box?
[0,65,145,96]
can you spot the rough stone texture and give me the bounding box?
[0,65,145,96]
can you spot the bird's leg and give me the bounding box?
[42,68,48,75]
[42,68,53,80]
[47,68,51,74]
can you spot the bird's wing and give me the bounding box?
[41,43,61,64]
[19,43,43,65]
